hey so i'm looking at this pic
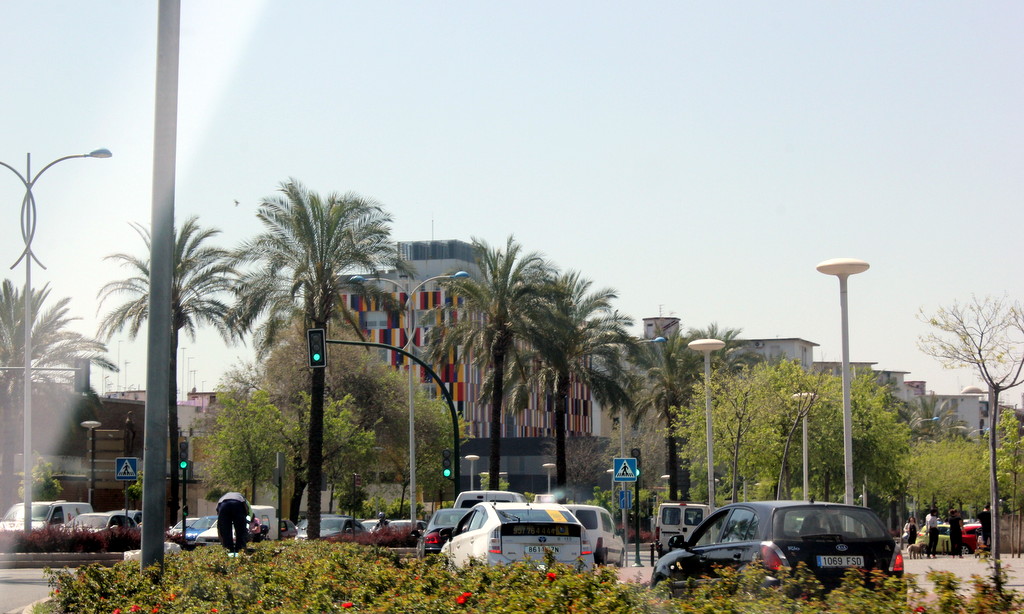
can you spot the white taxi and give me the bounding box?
[439,502,593,571]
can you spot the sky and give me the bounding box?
[1,1,1021,404]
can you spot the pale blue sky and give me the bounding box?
[1,1,1021,401]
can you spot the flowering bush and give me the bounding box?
[0,525,142,553]
[45,541,1024,613]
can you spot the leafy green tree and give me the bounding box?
[97,216,234,518]
[0,280,113,506]
[526,271,633,500]
[907,438,988,511]
[429,235,552,489]
[230,179,403,537]
[18,458,62,500]
[204,390,285,502]
[997,410,1024,516]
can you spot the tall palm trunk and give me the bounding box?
[666,432,679,500]
[488,348,506,489]
[554,376,570,500]
[307,358,326,538]
[288,452,307,523]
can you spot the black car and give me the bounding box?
[416,508,469,557]
[651,501,903,594]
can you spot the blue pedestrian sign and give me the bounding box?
[115,457,138,481]
[613,457,638,482]
[618,489,633,510]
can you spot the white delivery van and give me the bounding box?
[654,501,710,556]
[1,501,93,531]
[453,490,527,509]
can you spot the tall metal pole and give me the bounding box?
[689,339,724,513]
[141,0,181,569]
[406,285,417,523]
[802,415,809,499]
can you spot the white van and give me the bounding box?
[1,501,93,531]
[654,501,710,556]
[564,504,625,566]
[453,490,527,509]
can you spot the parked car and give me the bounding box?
[453,490,528,509]
[655,502,710,556]
[278,518,298,540]
[417,508,470,557]
[1,501,92,531]
[440,502,593,571]
[194,505,279,546]
[64,511,138,532]
[564,504,625,566]
[651,501,902,595]
[295,515,367,540]
[933,522,980,555]
[169,515,218,546]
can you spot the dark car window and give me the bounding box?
[661,507,681,526]
[574,509,599,530]
[692,510,731,547]
[684,508,705,525]
[720,508,759,543]
[775,506,889,540]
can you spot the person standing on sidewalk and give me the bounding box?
[977,503,992,551]
[217,491,251,556]
[925,508,941,558]
[948,508,964,558]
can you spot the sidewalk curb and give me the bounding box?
[0,553,123,569]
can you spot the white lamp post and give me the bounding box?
[688,338,725,512]
[351,271,470,522]
[816,257,869,506]
[543,463,556,493]
[80,420,101,506]
[1,148,111,532]
[465,454,480,490]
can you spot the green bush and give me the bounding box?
[0,526,141,553]
[46,541,1024,614]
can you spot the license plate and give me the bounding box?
[816,555,864,568]
[525,545,560,554]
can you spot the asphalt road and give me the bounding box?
[0,568,50,614]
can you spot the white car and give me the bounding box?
[440,502,593,571]
[564,504,625,566]
[64,511,138,532]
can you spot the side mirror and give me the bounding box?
[410,529,421,539]
[439,527,453,539]
[667,534,689,550]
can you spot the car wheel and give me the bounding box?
[961,544,973,556]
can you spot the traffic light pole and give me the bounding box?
[326,338,462,497]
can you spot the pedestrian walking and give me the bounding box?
[925,508,941,559]
[948,508,964,558]
[217,491,251,555]
[977,503,992,551]
[903,516,918,547]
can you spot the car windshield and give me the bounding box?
[2,504,50,522]
[431,509,468,527]
[497,508,579,524]
[191,516,217,531]
[775,506,889,540]
[321,518,348,531]
[73,515,110,529]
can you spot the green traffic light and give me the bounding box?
[442,469,452,478]
[312,353,321,361]
[179,461,189,470]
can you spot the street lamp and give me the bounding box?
[688,338,725,512]
[465,454,480,490]
[543,463,556,493]
[80,421,101,506]
[816,257,869,506]
[350,270,470,522]
[1,148,111,532]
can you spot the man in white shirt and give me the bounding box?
[924,508,941,558]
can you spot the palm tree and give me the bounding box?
[526,271,634,500]
[97,216,235,519]
[230,179,403,539]
[428,236,552,489]
[903,393,968,443]
[0,280,114,505]
[632,323,755,501]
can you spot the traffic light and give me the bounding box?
[73,358,90,393]
[307,328,327,368]
[182,505,189,517]
[353,473,362,488]
[179,440,190,470]
[441,449,453,479]
[631,447,641,478]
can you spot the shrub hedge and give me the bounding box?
[0,526,141,553]
[46,541,1024,614]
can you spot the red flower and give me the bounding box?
[113,609,121,614]
[151,608,160,613]
[915,608,926,613]
[130,607,142,613]
[211,610,219,613]
[342,603,353,609]
[456,592,472,605]
[546,572,557,581]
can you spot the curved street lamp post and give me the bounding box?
[350,271,469,523]
[1,149,111,531]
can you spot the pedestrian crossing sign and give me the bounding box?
[613,457,638,482]
[115,457,138,481]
